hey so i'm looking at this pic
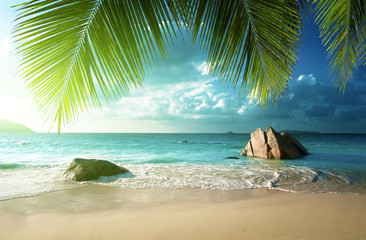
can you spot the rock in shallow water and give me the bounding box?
[240,127,309,160]
[63,158,129,181]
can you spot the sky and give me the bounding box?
[0,1,365,133]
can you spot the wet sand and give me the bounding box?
[0,185,365,240]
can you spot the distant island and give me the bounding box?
[0,118,33,133]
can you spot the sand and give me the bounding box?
[0,185,365,240]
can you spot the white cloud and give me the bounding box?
[83,76,253,125]
[194,100,209,112]
[297,74,317,86]
[214,99,224,109]
[197,61,210,75]
[288,93,295,100]
[212,92,227,101]
[112,80,213,119]
[237,105,247,115]
[0,36,11,55]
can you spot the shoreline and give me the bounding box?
[1,183,365,203]
[1,185,366,240]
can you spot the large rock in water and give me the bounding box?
[64,158,129,181]
[240,127,309,160]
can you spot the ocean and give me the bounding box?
[0,133,365,200]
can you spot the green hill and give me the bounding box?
[0,119,34,133]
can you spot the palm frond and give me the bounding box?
[186,0,304,106]
[359,18,366,65]
[298,0,313,20]
[14,0,365,132]
[361,41,366,65]
[14,0,177,132]
[314,0,366,91]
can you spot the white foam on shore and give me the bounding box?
[0,166,76,201]
[0,163,362,201]
[94,164,322,191]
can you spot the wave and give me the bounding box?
[145,157,184,164]
[92,164,303,190]
[0,163,25,169]
[175,140,226,145]
[16,141,32,146]
[0,163,53,170]
[0,162,364,202]
[87,164,364,194]
[274,169,361,193]
[93,171,136,182]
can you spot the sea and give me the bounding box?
[0,133,365,200]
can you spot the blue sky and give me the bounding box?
[0,1,365,133]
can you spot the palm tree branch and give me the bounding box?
[314,0,366,91]
[14,0,177,132]
[187,0,303,105]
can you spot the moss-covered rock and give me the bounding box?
[63,158,129,181]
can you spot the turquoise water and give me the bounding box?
[0,133,365,200]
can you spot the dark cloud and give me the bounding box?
[260,69,366,132]
[335,107,366,122]
[305,105,335,117]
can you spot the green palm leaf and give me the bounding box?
[186,0,305,105]
[14,0,178,132]
[314,0,366,91]
[359,25,366,65]
[13,0,365,132]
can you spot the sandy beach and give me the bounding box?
[0,185,365,240]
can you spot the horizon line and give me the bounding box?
[9,131,366,134]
